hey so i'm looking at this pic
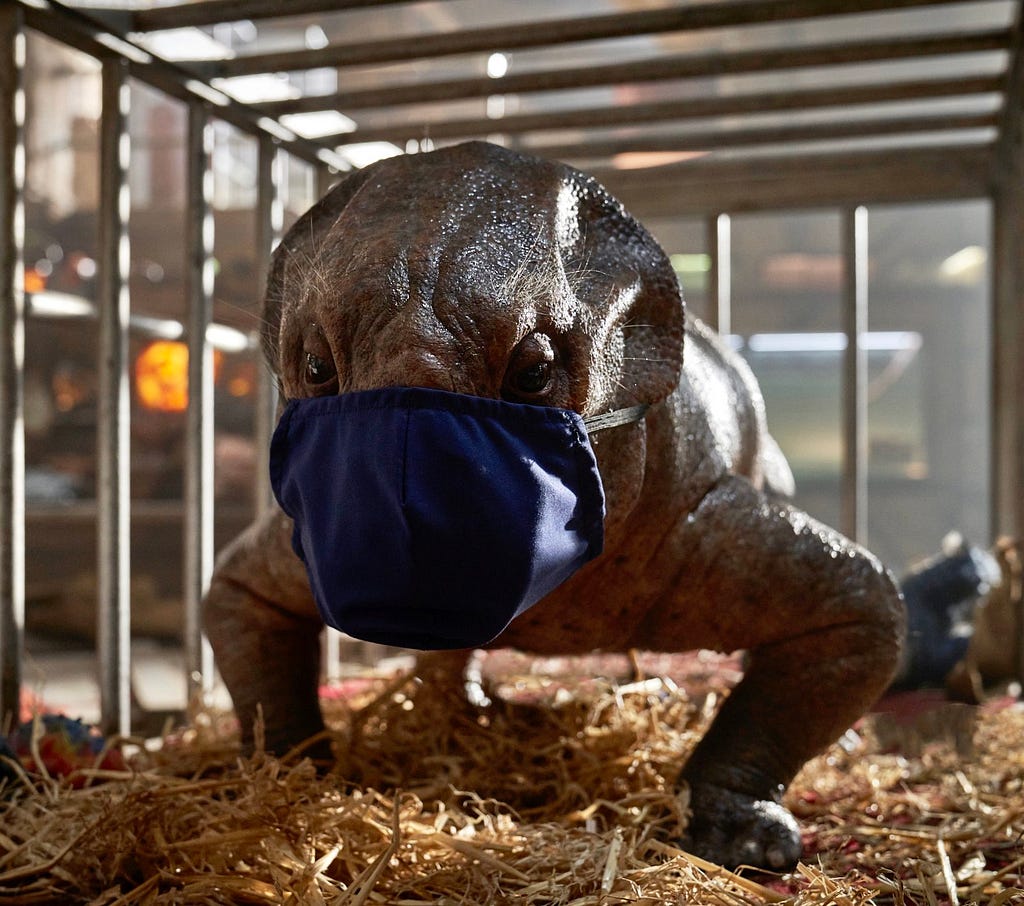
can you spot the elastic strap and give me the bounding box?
[583,404,649,434]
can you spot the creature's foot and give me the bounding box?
[681,782,802,871]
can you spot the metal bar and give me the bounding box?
[254,136,282,517]
[96,58,132,737]
[532,112,999,164]
[707,214,732,337]
[0,2,25,728]
[325,74,1004,145]
[184,101,216,698]
[258,28,1011,116]
[203,0,998,77]
[16,0,348,172]
[841,206,869,543]
[132,0,451,30]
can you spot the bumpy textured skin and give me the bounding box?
[203,142,904,870]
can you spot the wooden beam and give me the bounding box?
[990,1,1024,539]
[200,0,999,77]
[257,28,1010,116]
[527,112,998,163]
[328,74,1003,145]
[131,0,449,31]
[993,0,1024,181]
[593,145,994,215]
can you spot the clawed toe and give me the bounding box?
[681,782,803,871]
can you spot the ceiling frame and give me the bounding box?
[323,74,1004,145]
[183,0,1002,76]
[254,27,1011,117]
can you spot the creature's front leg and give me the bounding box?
[203,507,328,759]
[632,475,905,869]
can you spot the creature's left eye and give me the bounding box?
[510,361,552,396]
[503,333,556,401]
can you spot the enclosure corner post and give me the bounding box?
[96,55,133,738]
[0,0,26,728]
[184,99,216,699]
[841,205,869,545]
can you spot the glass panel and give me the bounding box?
[642,216,712,324]
[211,124,260,534]
[22,34,103,658]
[731,210,844,531]
[866,200,990,573]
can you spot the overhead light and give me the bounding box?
[27,291,94,319]
[487,53,508,79]
[207,323,254,353]
[939,245,987,284]
[305,25,329,50]
[132,27,235,61]
[95,32,153,65]
[612,151,706,170]
[184,79,231,107]
[746,331,922,353]
[213,74,300,104]
[338,142,403,168]
[280,110,356,139]
[257,116,298,143]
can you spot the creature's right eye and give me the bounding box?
[301,325,338,394]
[305,352,335,385]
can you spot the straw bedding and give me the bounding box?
[1,652,1022,905]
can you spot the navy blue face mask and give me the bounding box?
[269,386,646,650]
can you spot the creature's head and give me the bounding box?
[263,142,685,528]
[265,141,683,413]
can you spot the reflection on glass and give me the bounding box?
[867,201,991,572]
[732,210,843,531]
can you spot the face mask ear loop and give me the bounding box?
[583,404,649,434]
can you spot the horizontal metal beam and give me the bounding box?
[595,144,994,214]
[131,0,451,31]
[16,0,348,172]
[328,74,1004,145]
[257,27,1010,116]
[529,111,999,163]
[200,0,1000,77]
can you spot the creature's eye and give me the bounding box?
[305,352,335,385]
[300,325,338,394]
[510,361,552,396]
[504,333,556,401]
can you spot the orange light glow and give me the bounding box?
[135,341,223,412]
[24,269,46,293]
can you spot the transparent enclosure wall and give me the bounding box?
[731,210,845,534]
[20,38,321,673]
[635,203,991,577]
[866,201,991,572]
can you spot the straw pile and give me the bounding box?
[1,652,1022,905]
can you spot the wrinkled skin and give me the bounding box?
[204,141,905,871]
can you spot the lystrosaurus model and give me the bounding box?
[203,141,904,870]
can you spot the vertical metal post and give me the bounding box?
[96,58,133,738]
[254,136,283,515]
[184,101,215,698]
[0,3,25,728]
[707,213,731,337]
[841,206,869,544]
